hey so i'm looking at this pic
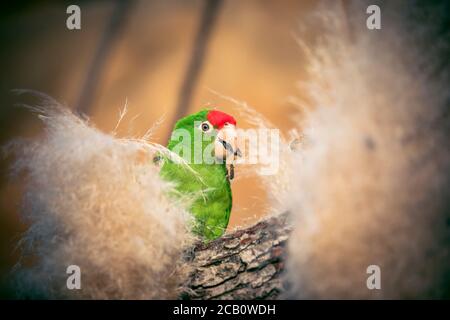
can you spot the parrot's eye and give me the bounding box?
[200,121,212,133]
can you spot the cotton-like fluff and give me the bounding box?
[286,1,450,299]
[9,94,194,299]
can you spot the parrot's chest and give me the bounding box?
[160,162,232,240]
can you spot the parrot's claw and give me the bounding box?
[227,163,235,181]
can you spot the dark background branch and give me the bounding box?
[76,0,133,115]
[165,0,223,142]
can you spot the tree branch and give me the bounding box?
[182,213,291,300]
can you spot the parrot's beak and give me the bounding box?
[215,124,241,163]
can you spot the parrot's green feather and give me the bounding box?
[160,109,232,241]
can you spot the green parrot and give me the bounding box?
[159,109,241,241]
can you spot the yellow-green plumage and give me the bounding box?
[160,110,232,241]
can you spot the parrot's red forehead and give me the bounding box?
[207,110,236,129]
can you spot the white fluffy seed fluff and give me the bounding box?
[285,2,450,299]
[9,94,194,299]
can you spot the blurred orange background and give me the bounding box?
[0,0,318,295]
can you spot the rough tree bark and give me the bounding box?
[181,213,291,300]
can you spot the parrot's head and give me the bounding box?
[168,109,241,168]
